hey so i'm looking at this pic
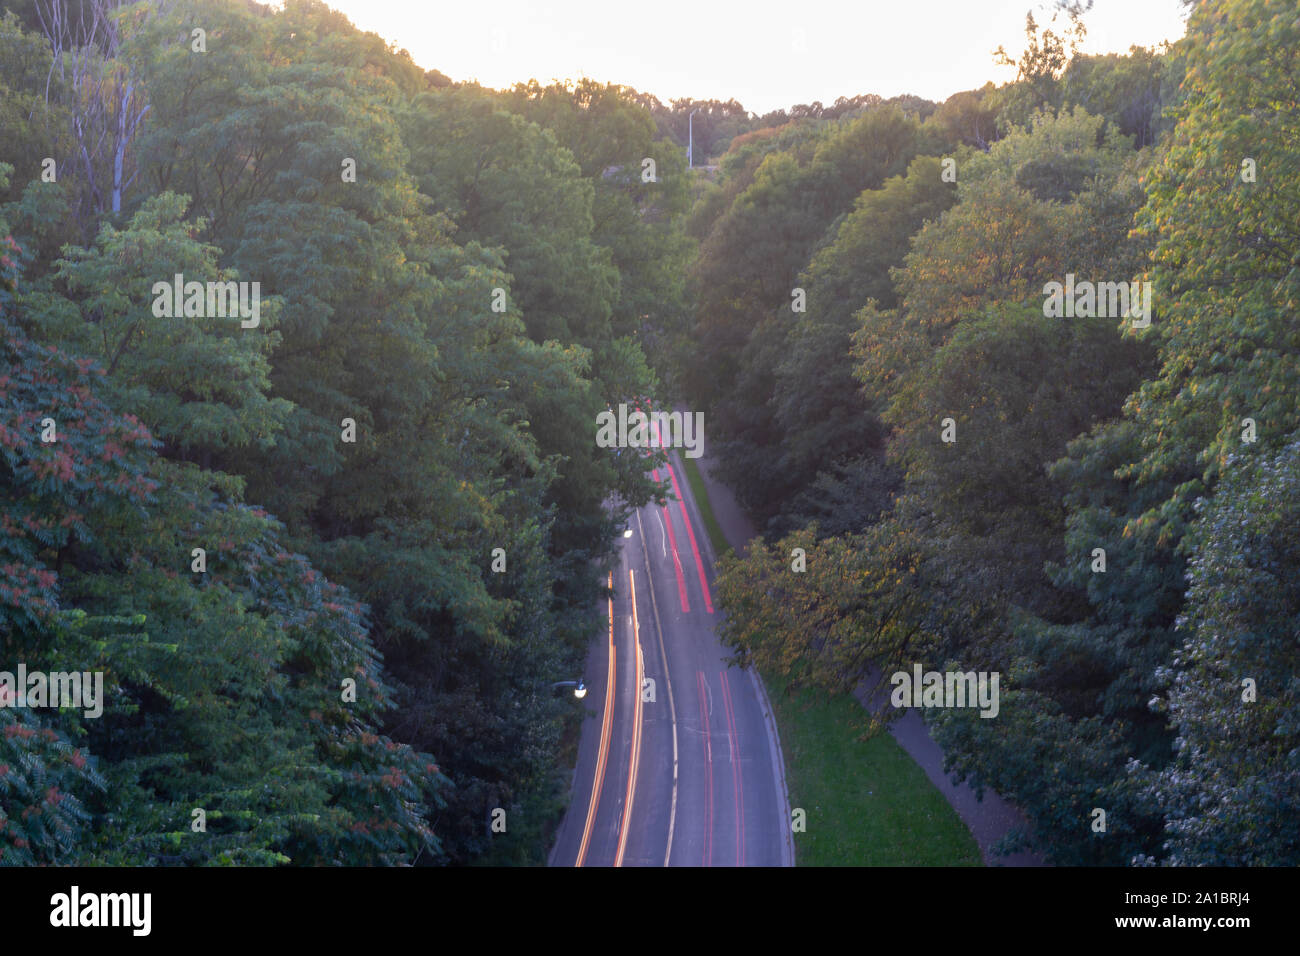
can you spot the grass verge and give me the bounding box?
[680,454,731,560]
[764,673,982,866]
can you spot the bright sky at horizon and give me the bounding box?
[304,0,1191,115]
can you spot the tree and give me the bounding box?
[1141,442,1300,865]
[1062,47,1170,148]
[33,0,154,224]
[23,192,290,468]
[769,154,959,527]
[3,193,448,864]
[994,1,1095,128]
[925,84,1000,150]
[688,107,923,519]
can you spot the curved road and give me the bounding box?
[550,448,793,867]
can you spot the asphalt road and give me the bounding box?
[549,448,792,867]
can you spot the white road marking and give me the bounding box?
[636,507,678,867]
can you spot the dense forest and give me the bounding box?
[1,0,687,865]
[2,0,1296,868]
[706,0,1299,866]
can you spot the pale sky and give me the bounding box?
[301,0,1191,116]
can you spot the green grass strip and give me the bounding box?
[764,673,982,866]
[680,454,732,559]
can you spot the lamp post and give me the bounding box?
[551,680,587,699]
[688,107,700,168]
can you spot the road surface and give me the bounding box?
[549,448,792,867]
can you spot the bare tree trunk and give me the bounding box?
[36,0,158,226]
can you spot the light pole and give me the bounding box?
[688,107,700,168]
[551,680,587,699]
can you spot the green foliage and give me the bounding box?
[502,79,694,369]
[1142,442,1300,865]
[688,107,926,524]
[0,11,65,202]
[717,517,954,704]
[702,6,1292,867]
[1061,47,1170,147]
[0,706,105,865]
[1126,0,1300,528]
[0,0,702,866]
[29,192,290,459]
[924,84,1001,150]
[0,256,159,633]
[8,0,1294,872]
[403,86,616,346]
[3,216,447,863]
[993,0,1094,129]
[768,154,959,526]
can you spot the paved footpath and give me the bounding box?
[692,449,1046,867]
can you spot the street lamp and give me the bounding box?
[552,680,587,699]
[688,107,700,169]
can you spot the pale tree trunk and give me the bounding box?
[36,0,160,226]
